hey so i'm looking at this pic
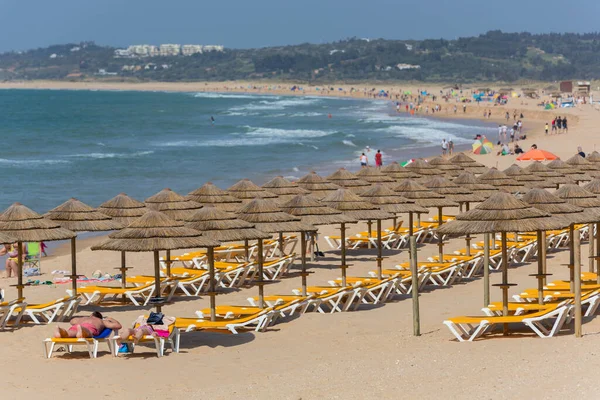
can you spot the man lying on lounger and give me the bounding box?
[54,311,122,338]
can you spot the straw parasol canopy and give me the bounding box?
[92,211,220,252]
[522,188,597,226]
[437,192,558,235]
[186,182,242,212]
[98,193,149,225]
[359,185,428,215]
[45,198,124,232]
[236,198,316,233]
[452,172,498,197]
[503,164,554,189]
[393,179,459,208]
[0,203,76,242]
[423,177,485,204]
[547,159,593,183]
[524,161,574,186]
[354,167,396,185]
[404,159,443,179]
[227,179,278,201]
[449,153,488,174]
[326,168,371,193]
[0,232,16,244]
[262,176,310,203]
[587,151,600,164]
[279,194,357,226]
[381,161,420,181]
[184,206,271,242]
[566,154,600,178]
[583,178,600,196]
[554,185,600,219]
[320,189,394,221]
[295,171,341,199]
[145,188,203,221]
[476,168,529,194]
[428,156,464,177]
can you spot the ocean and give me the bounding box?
[0,89,496,213]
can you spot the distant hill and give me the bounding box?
[1,31,600,83]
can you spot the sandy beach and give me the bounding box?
[1,80,599,400]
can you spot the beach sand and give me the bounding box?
[1,80,599,399]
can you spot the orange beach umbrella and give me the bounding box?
[517,149,558,161]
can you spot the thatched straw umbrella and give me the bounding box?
[326,168,371,193]
[236,198,316,307]
[184,207,270,320]
[423,177,485,256]
[145,188,203,221]
[381,161,420,181]
[449,153,488,174]
[524,161,574,188]
[553,184,600,337]
[0,203,76,299]
[438,192,556,335]
[547,159,593,183]
[566,154,600,178]
[452,172,498,198]
[503,164,555,189]
[92,211,220,311]
[98,193,149,288]
[354,167,396,185]
[476,168,529,194]
[428,156,464,178]
[227,179,278,202]
[186,182,242,212]
[404,159,443,180]
[296,171,341,199]
[583,179,600,275]
[98,193,148,225]
[280,194,357,295]
[587,151,600,164]
[321,189,393,282]
[522,188,594,305]
[45,198,124,295]
[262,176,310,204]
[359,185,428,229]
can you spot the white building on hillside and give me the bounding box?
[159,44,181,57]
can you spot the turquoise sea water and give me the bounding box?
[0,89,496,212]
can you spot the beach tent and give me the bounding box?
[516,149,558,161]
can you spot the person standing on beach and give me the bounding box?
[505,111,510,121]
[551,118,556,133]
[563,117,568,133]
[360,153,368,168]
[448,140,454,155]
[375,150,383,168]
[497,125,503,142]
[545,123,549,135]
[556,116,562,133]
[441,139,449,156]
[463,104,467,113]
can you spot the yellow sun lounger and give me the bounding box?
[175,307,275,334]
[15,296,81,324]
[73,281,177,306]
[43,328,115,358]
[444,301,572,342]
[110,321,179,358]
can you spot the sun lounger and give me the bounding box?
[16,296,81,324]
[292,286,364,313]
[444,301,572,342]
[175,307,275,334]
[329,277,397,304]
[72,280,177,306]
[247,295,323,313]
[110,320,180,358]
[43,328,114,358]
[0,298,27,329]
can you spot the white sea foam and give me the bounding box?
[292,167,300,172]
[243,126,334,139]
[342,140,357,147]
[0,159,70,167]
[289,112,324,117]
[67,151,154,159]
[380,125,472,145]
[345,134,356,138]
[193,92,276,100]
[228,97,321,112]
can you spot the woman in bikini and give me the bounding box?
[0,242,27,278]
[54,312,122,338]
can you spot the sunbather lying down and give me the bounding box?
[53,311,122,339]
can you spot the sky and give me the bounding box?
[1,0,599,52]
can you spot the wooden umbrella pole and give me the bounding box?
[569,225,575,293]
[408,213,414,260]
[301,232,308,297]
[536,230,545,305]
[279,232,285,257]
[17,241,23,300]
[166,249,172,277]
[310,233,315,262]
[341,223,347,287]
[70,237,77,295]
[120,251,127,289]
[465,203,471,257]
[153,250,162,313]
[574,229,582,338]
[540,231,548,285]
[501,232,509,335]
[597,223,600,284]
[257,239,264,308]
[410,234,420,336]
[392,217,397,230]
[437,207,444,262]
[367,220,372,249]
[589,223,595,273]
[244,240,250,262]
[377,219,383,280]
[483,233,490,307]
[208,247,216,322]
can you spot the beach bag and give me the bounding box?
[147,312,164,325]
[23,267,41,277]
